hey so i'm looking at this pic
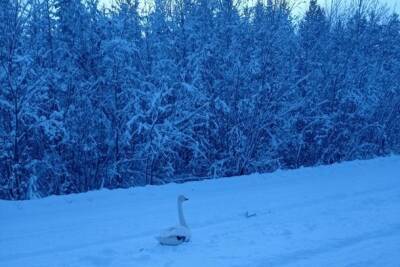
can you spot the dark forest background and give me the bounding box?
[1,0,399,199]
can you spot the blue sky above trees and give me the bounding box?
[99,0,399,14]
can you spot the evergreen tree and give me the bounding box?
[1,0,399,199]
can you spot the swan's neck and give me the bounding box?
[178,200,187,227]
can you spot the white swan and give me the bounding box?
[156,195,191,246]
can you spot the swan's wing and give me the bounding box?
[159,225,190,237]
[157,225,191,243]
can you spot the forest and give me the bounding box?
[0,0,399,200]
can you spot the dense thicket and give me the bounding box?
[1,0,399,199]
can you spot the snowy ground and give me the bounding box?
[1,157,400,267]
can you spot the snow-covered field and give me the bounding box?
[1,157,400,267]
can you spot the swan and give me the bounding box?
[156,195,191,246]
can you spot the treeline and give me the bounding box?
[1,0,399,199]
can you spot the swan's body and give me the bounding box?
[156,225,191,245]
[156,195,191,246]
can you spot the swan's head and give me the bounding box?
[178,195,189,202]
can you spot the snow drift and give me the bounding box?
[1,156,400,266]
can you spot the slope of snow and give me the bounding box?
[1,157,400,267]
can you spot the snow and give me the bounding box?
[1,156,400,267]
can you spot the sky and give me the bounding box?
[294,0,399,17]
[99,0,399,14]
[376,0,399,12]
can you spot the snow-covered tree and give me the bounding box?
[1,0,399,199]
